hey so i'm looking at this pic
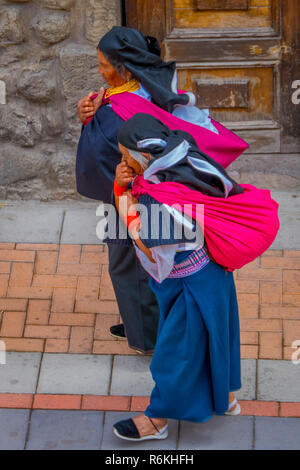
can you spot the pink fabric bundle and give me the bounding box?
[110,89,279,270]
[132,175,280,271]
[110,92,249,169]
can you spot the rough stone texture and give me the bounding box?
[0,143,48,185]
[49,148,77,190]
[18,69,56,103]
[0,143,78,201]
[0,63,21,105]
[85,0,121,46]
[0,0,121,200]
[42,106,65,137]
[0,80,5,104]
[0,7,24,44]
[31,11,71,45]
[35,0,75,10]
[0,186,7,199]
[59,43,105,144]
[0,104,42,147]
[0,46,24,75]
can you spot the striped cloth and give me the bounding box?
[168,246,210,278]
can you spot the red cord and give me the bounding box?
[125,212,141,229]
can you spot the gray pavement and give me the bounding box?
[0,352,299,450]
[1,190,300,248]
[258,360,300,402]
[1,352,300,401]
[0,352,41,394]
[0,409,299,450]
[36,354,112,395]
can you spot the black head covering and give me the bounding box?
[118,113,244,198]
[98,26,190,113]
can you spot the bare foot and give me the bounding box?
[133,413,167,437]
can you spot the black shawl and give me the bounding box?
[118,113,244,198]
[98,26,190,113]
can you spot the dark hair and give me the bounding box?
[98,47,132,80]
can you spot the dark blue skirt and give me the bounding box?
[145,260,242,423]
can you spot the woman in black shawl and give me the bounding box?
[76,27,195,354]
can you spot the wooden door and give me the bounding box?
[125,0,300,160]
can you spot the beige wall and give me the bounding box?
[0,0,121,200]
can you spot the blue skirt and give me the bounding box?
[145,260,242,423]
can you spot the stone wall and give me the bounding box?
[0,1,299,201]
[0,0,121,200]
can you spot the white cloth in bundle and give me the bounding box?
[172,105,219,135]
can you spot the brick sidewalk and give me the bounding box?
[0,393,299,417]
[0,242,300,360]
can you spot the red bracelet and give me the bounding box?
[125,212,141,229]
[113,180,128,197]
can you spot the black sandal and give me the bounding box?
[113,416,168,442]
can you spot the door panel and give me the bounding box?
[164,38,282,62]
[196,0,250,10]
[125,0,300,154]
[170,0,276,36]
[172,10,271,30]
[177,66,276,122]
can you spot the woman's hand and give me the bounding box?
[115,161,135,188]
[91,88,105,113]
[77,88,105,123]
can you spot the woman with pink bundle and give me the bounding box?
[110,113,279,442]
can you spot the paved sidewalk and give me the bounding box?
[0,193,299,450]
[1,409,300,450]
[1,353,300,402]
[0,352,299,449]
[0,190,299,247]
[0,192,300,359]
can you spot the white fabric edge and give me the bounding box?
[187,156,233,198]
[143,140,190,181]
